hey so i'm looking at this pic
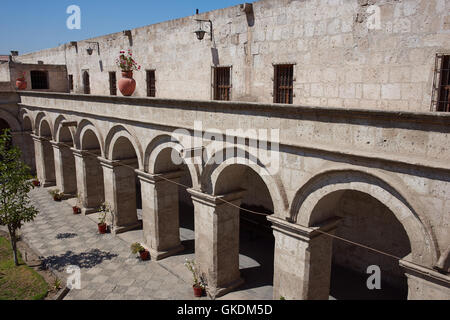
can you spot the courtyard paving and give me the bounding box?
[16,186,274,300]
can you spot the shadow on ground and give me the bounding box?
[56,233,78,239]
[41,249,118,271]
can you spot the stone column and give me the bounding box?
[99,157,141,234]
[400,259,450,300]
[31,134,55,187]
[188,188,245,299]
[51,141,77,197]
[267,216,341,300]
[136,170,185,260]
[72,148,104,214]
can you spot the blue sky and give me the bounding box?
[0,0,244,54]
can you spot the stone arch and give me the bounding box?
[21,112,34,132]
[74,119,105,156]
[201,147,288,215]
[141,134,198,260]
[54,115,76,144]
[0,109,21,132]
[35,116,56,186]
[39,118,53,138]
[19,109,34,130]
[20,111,36,173]
[35,112,54,138]
[290,168,438,267]
[144,134,200,189]
[105,125,143,169]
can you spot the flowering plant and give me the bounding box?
[184,259,207,289]
[98,202,112,225]
[17,72,25,80]
[116,49,141,72]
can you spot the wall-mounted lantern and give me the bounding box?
[194,19,213,41]
[86,42,100,55]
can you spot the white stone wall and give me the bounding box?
[14,0,450,112]
[0,63,10,82]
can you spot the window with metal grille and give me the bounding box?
[68,75,73,91]
[274,64,294,104]
[109,72,117,96]
[146,70,156,97]
[82,70,90,94]
[431,54,450,112]
[30,71,49,90]
[213,66,232,101]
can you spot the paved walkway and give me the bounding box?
[19,187,274,300]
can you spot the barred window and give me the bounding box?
[431,54,450,112]
[146,70,156,97]
[273,64,294,104]
[30,70,49,90]
[109,72,117,96]
[82,70,90,94]
[68,75,73,91]
[213,66,232,101]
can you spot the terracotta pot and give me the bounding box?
[139,250,150,261]
[118,71,136,96]
[193,285,203,297]
[16,78,27,90]
[98,223,107,234]
[32,180,40,187]
[72,206,81,215]
[53,195,62,202]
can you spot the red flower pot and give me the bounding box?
[139,250,150,261]
[98,223,107,234]
[16,78,27,90]
[118,71,136,96]
[53,195,62,202]
[72,206,81,215]
[193,285,203,297]
[32,180,40,187]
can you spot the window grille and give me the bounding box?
[109,72,117,96]
[30,70,49,90]
[431,54,450,112]
[273,64,294,104]
[213,66,232,101]
[146,70,156,97]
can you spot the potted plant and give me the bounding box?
[31,176,40,187]
[115,49,141,96]
[184,259,207,297]
[131,242,150,261]
[49,189,63,201]
[16,72,27,90]
[97,202,111,234]
[72,193,81,214]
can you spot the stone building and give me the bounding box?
[0,0,449,299]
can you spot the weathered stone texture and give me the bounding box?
[11,0,450,112]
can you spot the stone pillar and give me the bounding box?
[51,141,77,197]
[268,216,341,300]
[400,260,450,300]
[72,148,104,214]
[99,157,141,234]
[136,170,185,260]
[31,134,55,187]
[188,188,245,299]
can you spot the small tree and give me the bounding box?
[0,129,38,266]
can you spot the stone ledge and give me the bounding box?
[17,91,450,125]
